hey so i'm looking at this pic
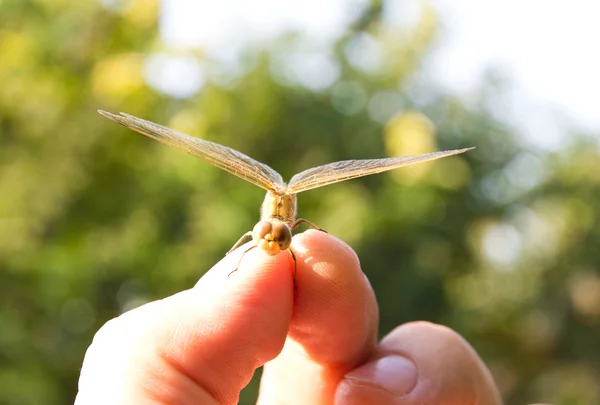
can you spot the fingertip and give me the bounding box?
[375,322,503,405]
[196,241,295,297]
[336,355,418,405]
[292,229,361,269]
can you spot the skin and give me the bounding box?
[75,230,506,405]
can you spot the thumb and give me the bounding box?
[336,322,502,405]
[75,246,295,405]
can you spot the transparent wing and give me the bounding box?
[99,111,286,194]
[287,148,474,194]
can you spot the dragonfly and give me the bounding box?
[99,110,474,284]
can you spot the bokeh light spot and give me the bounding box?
[481,222,522,268]
[569,271,600,322]
[144,53,204,99]
[271,46,340,91]
[123,0,158,29]
[368,90,405,124]
[344,32,383,74]
[92,53,145,100]
[384,111,437,183]
[432,156,472,190]
[330,80,367,116]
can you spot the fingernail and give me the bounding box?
[345,355,418,397]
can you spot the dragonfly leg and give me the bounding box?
[288,247,298,291]
[227,231,253,254]
[290,218,327,233]
[229,244,257,276]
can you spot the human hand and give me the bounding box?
[75,230,503,405]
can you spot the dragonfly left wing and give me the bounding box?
[286,148,474,194]
[99,111,287,194]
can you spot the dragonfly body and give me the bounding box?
[98,110,474,276]
[253,192,297,255]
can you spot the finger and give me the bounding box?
[259,230,379,405]
[336,321,503,405]
[76,245,295,405]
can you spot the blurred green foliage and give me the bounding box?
[1,1,600,404]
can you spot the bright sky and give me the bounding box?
[155,0,600,149]
[429,0,600,148]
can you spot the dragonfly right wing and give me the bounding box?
[286,148,474,194]
[99,111,287,194]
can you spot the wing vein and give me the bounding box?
[99,111,286,194]
[286,148,474,194]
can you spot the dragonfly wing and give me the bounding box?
[99,111,286,194]
[286,148,474,194]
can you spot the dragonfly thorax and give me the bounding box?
[260,192,297,224]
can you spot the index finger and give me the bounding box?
[76,246,294,405]
[258,230,379,404]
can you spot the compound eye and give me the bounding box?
[271,221,292,250]
[253,221,272,240]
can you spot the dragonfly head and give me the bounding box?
[253,220,292,256]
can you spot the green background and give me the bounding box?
[1,1,599,404]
